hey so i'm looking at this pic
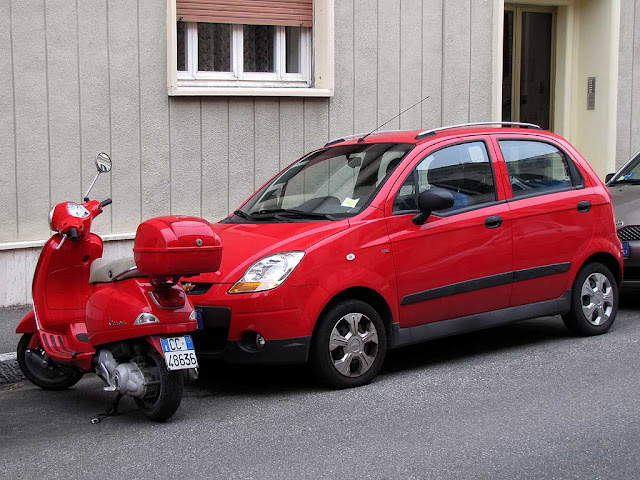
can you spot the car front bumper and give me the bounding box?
[188,283,329,365]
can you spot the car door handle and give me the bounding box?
[485,215,503,229]
[577,200,591,213]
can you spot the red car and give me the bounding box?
[188,122,623,388]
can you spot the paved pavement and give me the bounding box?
[1,291,639,479]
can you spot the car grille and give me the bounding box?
[618,225,640,242]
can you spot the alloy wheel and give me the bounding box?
[328,312,379,378]
[580,272,614,326]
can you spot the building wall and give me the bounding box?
[617,0,640,170]
[0,0,494,306]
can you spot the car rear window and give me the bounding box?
[498,140,583,197]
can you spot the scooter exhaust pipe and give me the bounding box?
[26,349,50,368]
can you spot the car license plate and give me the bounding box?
[160,335,198,371]
[195,309,204,330]
[622,241,630,259]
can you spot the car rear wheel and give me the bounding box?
[310,299,387,389]
[562,262,618,336]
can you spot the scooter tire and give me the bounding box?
[135,348,184,422]
[17,333,84,390]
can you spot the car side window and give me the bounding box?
[392,141,497,215]
[498,140,582,197]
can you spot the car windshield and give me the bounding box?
[237,142,414,221]
[611,154,640,184]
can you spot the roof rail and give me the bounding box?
[415,121,542,139]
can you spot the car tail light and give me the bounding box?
[150,288,186,309]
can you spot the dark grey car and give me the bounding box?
[607,155,640,287]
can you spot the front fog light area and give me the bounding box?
[229,251,304,294]
[240,331,267,351]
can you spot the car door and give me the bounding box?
[492,135,597,307]
[384,136,513,328]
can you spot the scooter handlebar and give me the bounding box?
[100,198,112,208]
[68,228,80,242]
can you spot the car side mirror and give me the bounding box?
[412,188,455,225]
[605,173,615,183]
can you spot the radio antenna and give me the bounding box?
[358,95,431,142]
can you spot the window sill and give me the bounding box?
[168,84,334,97]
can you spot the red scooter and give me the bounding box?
[15,153,222,422]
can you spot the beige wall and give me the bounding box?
[0,0,496,246]
[616,0,640,171]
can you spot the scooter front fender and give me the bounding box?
[16,309,36,334]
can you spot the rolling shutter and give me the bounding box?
[176,0,313,27]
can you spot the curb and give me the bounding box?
[0,353,24,385]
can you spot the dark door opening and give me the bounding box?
[502,6,555,130]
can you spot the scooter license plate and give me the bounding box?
[160,335,198,371]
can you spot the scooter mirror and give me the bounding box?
[95,152,112,173]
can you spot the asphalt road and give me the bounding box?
[1,292,639,479]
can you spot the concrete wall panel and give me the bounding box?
[304,99,330,152]
[469,0,493,122]
[169,98,202,216]
[139,0,171,220]
[202,99,230,221]
[78,0,112,235]
[280,99,305,169]
[46,0,81,208]
[422,0,444,129]
[255,99,281,187]
[12,0,50,240]
[108,0,141,233]
[400,0,423,130]
[377,0,401,130]
[0,0,18,242]
[442,0,471,126]
[228,98,255,210]
[328,0,354,139]
[353,0,378,133]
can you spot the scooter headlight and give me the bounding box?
[66,202,90,219]
[229,251,305,294]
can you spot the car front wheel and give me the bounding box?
[310,299,387,389]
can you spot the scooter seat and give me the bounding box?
[89,257,143,284]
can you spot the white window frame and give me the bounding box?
[177,24,311,88]
[167,0,334,97]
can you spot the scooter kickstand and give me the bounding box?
[91,393,124,424]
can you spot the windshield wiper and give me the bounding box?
[233,209,253,219]
[250,208,336,221]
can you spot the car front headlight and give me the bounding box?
[229,251,305,294]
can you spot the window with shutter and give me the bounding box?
[167,0,334,96]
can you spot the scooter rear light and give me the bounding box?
[150,288,186,309]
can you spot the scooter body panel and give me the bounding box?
[86,279,196,345]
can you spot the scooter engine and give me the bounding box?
[96,349,147,397]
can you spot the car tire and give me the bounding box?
[562,262,618,336]
[310,299,387,389]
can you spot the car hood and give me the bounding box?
[608,184,640,226]
[191,220,349,283]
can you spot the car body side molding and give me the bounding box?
[400,262,571,305]
[390,290,572,349]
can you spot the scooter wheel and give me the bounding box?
[17,333,84,390]
[135,347,184,422]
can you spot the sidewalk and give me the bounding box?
[0,305,30,385]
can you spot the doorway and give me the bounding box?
[502,5,556,130]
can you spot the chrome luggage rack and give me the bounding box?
[415,121,542,139]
